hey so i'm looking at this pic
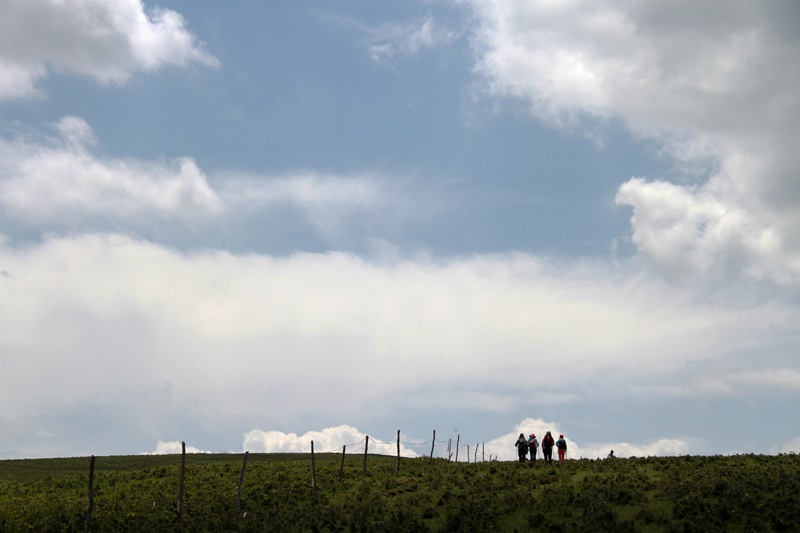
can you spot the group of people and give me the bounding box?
[515,431,567,464]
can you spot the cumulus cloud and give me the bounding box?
[463,0,800,286]
[615,177,788,284]
[145,440,211,455]
[243,425,419,457]
[0,0,218,99]
[0,117,431,247]
[0,117,223,222]
[577,439,690,460]
[483,418,688,461]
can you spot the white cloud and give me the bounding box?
[577,439,689,460]
[0,0,218,99]
[615,177,790,284]
[1,233,794,441]
[0,118,427,243]
[483,418,689,461]
[249,421,690,461]
[463,0,800,287]
[145,440,211,455]
[243,425,419,457]
[0,117,223,221]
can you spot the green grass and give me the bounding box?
[1,453,798,531]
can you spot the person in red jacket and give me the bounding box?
[541,431,555,464]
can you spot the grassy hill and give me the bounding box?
[1,452,798,531]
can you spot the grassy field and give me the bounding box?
[1,452,798,531]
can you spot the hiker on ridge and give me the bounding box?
[541,431,555,464]
[556,434,567,462]
[515,433,528,462]
[528,433,538,461]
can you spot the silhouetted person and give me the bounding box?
[528,434,538,461]
[515,433,528,462]
[541,431,555,464]
[556,434,567,462]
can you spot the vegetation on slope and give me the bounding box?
[1,453,798,531]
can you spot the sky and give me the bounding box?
[0,0,798,461]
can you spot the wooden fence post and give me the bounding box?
[311,440,317,492]
[474,443,478,463]
[467,445,470,463]
[447,438,452,462]
[363,435,369,474]
[430,430,436,462]
[339,445,346,480]
[177,441,186,518]
[84,455,95,533]
[396,430,401,472]
[236,451,248,516]
[482,442,485,462]
[455,435,460,463]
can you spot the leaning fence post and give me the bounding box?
[177,441,186,518]
[363,435,369,474]
[236,451,249,516]
[474,443,478,463]
[84,455,95,533]
[430,430,436,462]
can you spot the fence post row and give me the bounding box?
[80,429,496,526]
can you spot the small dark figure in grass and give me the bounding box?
[607,450,615,459]
[541,431,555,464]
[556,434,567,462]
[515,433,528,462]
[528,433,539,461]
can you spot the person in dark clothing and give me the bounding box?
[556,434,567,462]
[541,431,555,464]
[528,433,538,461]
[515,433,528,462]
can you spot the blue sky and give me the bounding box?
[1,0,799,460]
